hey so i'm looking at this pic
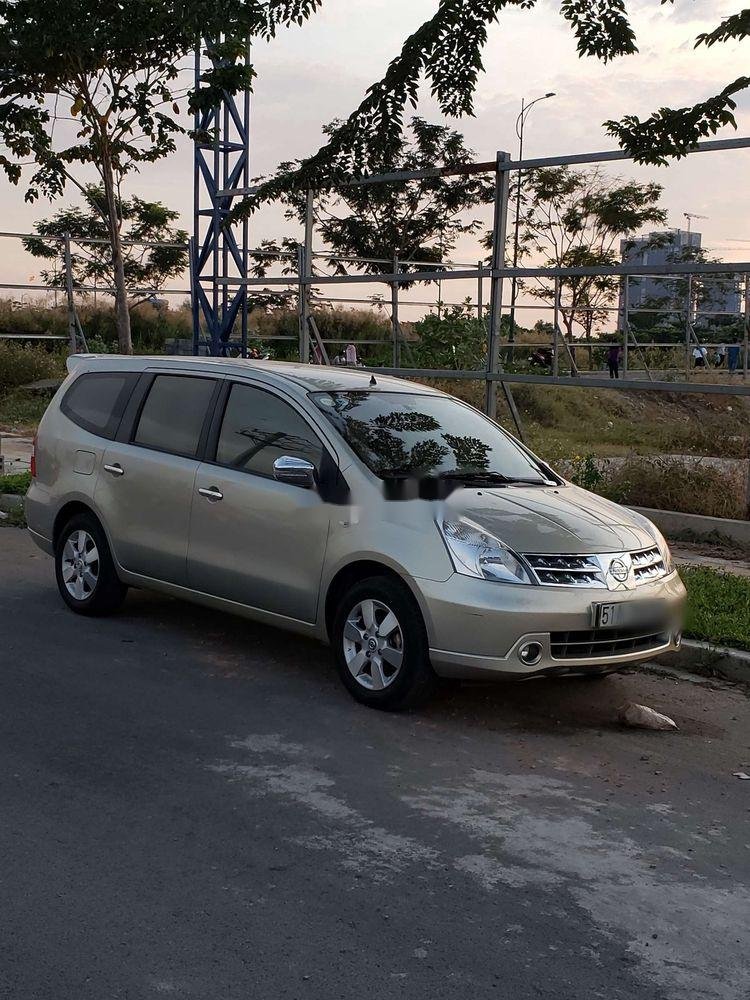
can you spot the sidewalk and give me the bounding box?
[672,542,750,578]
[0,433,32,475]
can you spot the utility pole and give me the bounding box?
[508,92,556,353]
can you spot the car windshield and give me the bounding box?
[311,390,558,484]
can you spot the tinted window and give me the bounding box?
[216,383,324,477]
[134,375,217,457]
[312,390,557,484]
[61,372,136,439]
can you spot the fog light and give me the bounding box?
[518,642,542,666]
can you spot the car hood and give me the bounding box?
[443,483,657,554]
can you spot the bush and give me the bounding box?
[599,456,746,520]
[0,342,67,394]
[412,302,486,370]
[0,471,31,494]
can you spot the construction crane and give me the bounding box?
[683,212,708,235]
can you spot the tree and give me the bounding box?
[250,1,749,207]
[249,117,494,277]
[23,186,188,309]
[0,1,322,352]
[514,167,667,343]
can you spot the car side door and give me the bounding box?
[187,380,335,623]
[95,371,221,585]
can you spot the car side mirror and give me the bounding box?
[273,455,317,489]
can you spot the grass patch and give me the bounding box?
[0,387,53,431]
[681,566,750,652]
[0,470,31,495]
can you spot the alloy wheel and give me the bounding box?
[343,598,404,691]
[61,529,100,602]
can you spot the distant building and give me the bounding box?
[619,229,741,329]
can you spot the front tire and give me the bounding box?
[332,575,435,710]
[55,512,127,616]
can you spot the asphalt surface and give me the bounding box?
[2,528,750,1000]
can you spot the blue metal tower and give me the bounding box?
[191,41,251,356]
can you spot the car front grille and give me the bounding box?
[631,546,666,583]
[550,626,670,660]
[523,553,605,587]
[522,546,667,588]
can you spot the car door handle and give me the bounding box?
[103,463,124,477]
[198,486,224,502]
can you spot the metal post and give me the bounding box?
[744,275,750,383]
[301,190,314,364]
[622,275,629,378]
[685,274,693,377]
[189,236,200,355]
[477,261,483,323]
[486,151,511,417]
[63,234,77,354]
[553,277,560,378]
[391,255,400,368]
[297,245,309,363]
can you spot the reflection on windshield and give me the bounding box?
[311,390,557,485]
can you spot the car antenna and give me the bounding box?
[369,374,377,386]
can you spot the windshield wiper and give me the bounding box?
[437,471,552,486]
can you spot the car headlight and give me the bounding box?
[652,526,674,574]
[438,516,533,585]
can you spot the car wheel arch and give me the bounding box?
[53,501,107,551]
[324,560,431,643]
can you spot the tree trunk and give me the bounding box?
[100,148,132,354]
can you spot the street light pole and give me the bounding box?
[508,92,555,351]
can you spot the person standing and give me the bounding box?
[728,340,741,373]
[693,345,708,368]
[607,343,622,379]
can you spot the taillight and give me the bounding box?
[30,434,37,478]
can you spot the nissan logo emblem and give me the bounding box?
[609,558,629,583]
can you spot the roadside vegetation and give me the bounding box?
[0,471,31,494]
[681,567,750,653]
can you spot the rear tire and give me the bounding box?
[332,575,435,710]
[55,512,127,616]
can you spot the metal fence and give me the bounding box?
[3,135,750,440]
[197,135,750,433]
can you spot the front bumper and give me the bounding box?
[418,571,686,680]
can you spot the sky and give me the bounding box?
[2,0,749,323]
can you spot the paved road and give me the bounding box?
[2,529,749,1000]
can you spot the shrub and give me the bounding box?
[412,302,486,371]
[569,454,606,492]
[0,342,67,394]
[0,471,31,494]
[599,456,746,520]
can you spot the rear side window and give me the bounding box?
[133,374,217,457]
[216,382,324,477]
[60,372,136,439]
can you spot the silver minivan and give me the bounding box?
[27,356,685,709]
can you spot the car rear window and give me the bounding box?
[60,372,137,439]
[133,374,217,457]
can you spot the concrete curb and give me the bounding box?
[635,507,750,547]
[656,638,750,686]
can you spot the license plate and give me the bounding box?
[592,600,666,629]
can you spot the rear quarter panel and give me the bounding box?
[25,383,107,545]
